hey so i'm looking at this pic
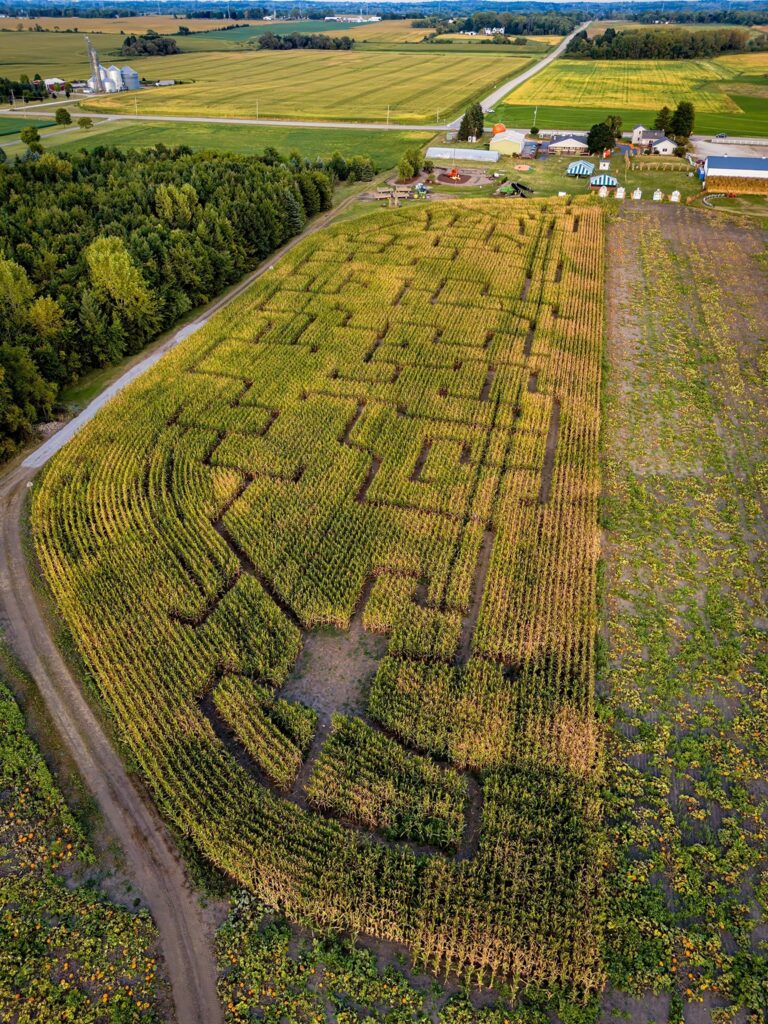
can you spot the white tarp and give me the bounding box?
[426,147,500,163]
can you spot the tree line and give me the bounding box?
[414,10,579,35]
[121,29,182,55]
[257,31,355,50]
[0,146,333,460]
[567,25,764,60]
[0,76,48,104]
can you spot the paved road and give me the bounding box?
[1,194,359,1023]
[447,21,590,129]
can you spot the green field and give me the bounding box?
[496,55,768,136]
[45,119,434,168]
[0,115,54,135]
[83,49,528,123]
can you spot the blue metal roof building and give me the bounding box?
[704,156,768,174]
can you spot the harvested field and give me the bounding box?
[601,205,768,1019]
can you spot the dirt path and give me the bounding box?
[0,466,223,1024]
[0,198,367,1023]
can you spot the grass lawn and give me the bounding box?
[436,151,701,200]
[495,54,768,136]
[45,119,434,168]
[81,49,527,124]
[0,115,55,135]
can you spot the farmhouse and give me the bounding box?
[489,129,527,156]
[548,134,589,155]
[631,126,665,146]
[703,155,768,194]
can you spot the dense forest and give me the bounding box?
[257,30,354,49]
[121,29,181,55]
[0,147,332,459]
[567,24,764,59]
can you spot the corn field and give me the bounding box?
[32,198,606,997]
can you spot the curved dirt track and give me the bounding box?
[0,198,360,1023]
[0,464,223,1024]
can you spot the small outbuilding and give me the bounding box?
[650,137,676,156]
[489,129,527,157]
[590,174,618,190]
[566,160,594,177]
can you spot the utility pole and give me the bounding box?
[386,104,390,126]
[533,105,538,128]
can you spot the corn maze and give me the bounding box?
[33,198,605,996]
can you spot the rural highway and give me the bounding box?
[0,193,360,1023]
[447,20,590,128]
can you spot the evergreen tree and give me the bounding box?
[670,101,695,138]
[654,105,672,133]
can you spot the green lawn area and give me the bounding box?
[494,55,768,137]
[495,152,701,199]
[0,115,55,135]
[46,119,434,168]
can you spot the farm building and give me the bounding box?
[548,134,589,155]
[650,137,676,156]
[567,160,594,177]
[489,129,527,156]
[426,146,500,163]
[702,155,768,194]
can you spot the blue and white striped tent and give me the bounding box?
[590,174,618,188]
[566,160,594,177]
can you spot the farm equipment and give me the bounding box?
[498,181,534,198]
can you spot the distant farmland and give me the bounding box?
[84,49,531,124]
[495,54,768,135]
